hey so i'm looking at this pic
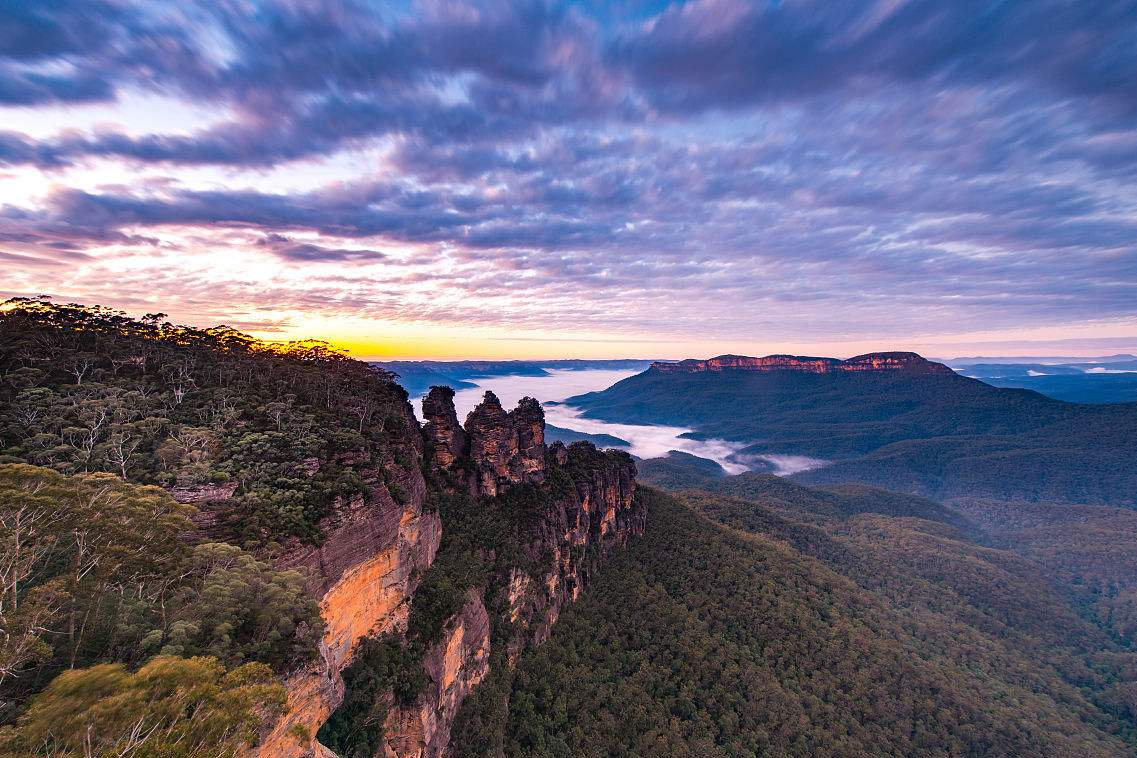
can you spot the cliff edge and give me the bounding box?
[251,387,642,758]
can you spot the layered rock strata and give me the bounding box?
[248,398,442,757]
[382,391,641,758]
[426,390,549,497]
[247,386,641,758]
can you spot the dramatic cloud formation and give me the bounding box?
[1,0,1135,358]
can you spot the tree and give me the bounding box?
[0,465,194,687]
[0,656,285,758]
[0,474,66,685]
[156,543,324,673]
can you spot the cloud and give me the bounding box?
[256,233,386,262]
[1,1,1135,348]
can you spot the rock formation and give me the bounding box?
[249,398,442,757]
[246,385,642,758]
[463,391,548,497]
[379,590,492,758]
[464,391,516,497]
[510,396,546,485]
[651,351,953,375]
[505,440,641,650]
[375,395,640,758]
[422,386,467,471]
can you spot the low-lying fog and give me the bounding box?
[413,368,826,476]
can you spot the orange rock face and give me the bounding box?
[248,387,642,758]
[244,399,441,758]
[380,590,492,758]
[251,492,441,758]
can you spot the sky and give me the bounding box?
[2,0,1136,360]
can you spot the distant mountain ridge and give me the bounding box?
[943,353,1137,365]
[569,351,1137,505]
[652,351,954,375]
[375,359,652,396]
[946,356,1137,403]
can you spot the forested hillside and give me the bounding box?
[0,298,647,758]
[0,297,415,751]
[460,487,1137,757]
[570,361,1137,504]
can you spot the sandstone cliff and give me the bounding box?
[239,397,442,757]
[375,391,640,758]
[651,351,953,375]
[240,387,640,758]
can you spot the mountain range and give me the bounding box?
[372,359,652,397]
[569,352,1137,505]
[944,355,1137,403]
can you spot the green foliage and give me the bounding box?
[316,636,428,758]
[155,543,324,672]
[0,656,284,758]
[634,451,726,490]
[0,298,425,742]
[952,498,1137,647]
[0,464,193,701]
[452,488,1137,758]
[0,297,411,545]
[0,465,323,711]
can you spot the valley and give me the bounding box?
[3,303,1136,758]
[569,353,1137,505]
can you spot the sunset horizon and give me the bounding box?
[4,2,1135,362]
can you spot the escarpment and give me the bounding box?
[651,351,954,375]
[254,388,641,758]
[246,395,442,758]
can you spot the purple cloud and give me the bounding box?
[1,0,1135,346]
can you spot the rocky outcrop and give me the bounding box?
[508,441,641,650]
[250,385,641,758]
[464,391,547,497]
[652,351,953,375]
[464,391,516,497]
[247,399,442,758]
[379,591,492,758]
[255,505,440,758]
[376,438,640,758]
[422,386,467,472]
[842,352,953,373]
[511,396,546,485]
[168,480,238,504]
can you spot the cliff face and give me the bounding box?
[379,591,492,758]
[422,386,467,471]
[385,391,641,758]
[243,387,640,758]
[427,391,548,498]
[508,440,641,651]
[651,351,953,375]
[246,398,442,758]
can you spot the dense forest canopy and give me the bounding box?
[0,296,415,546]
[451,487,1137,757]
